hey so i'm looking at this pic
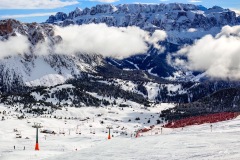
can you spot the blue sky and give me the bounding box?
[0,0,239,23]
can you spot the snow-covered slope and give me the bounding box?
[1,104,240,160]
[0,55,102,88]
[49,118,240,160]
[0,19,104,92]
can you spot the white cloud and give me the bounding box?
[146,30,167,51]
[34,39,53,56]
[0,12,57,19]
[216,25,240,37]
[0,35,30,59]
[0,0,78,9]
[89,0,119,3]
[230,8,240,16]
[53,24,166,59]
[0,24,166,60]
[169,25,240,80]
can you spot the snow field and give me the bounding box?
[1,104,240,160]
[0,103,173,159]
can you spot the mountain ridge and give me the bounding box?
[45,3,240,79]
[46,3,239,35]
[0,4,240,119]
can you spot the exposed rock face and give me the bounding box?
[46,3,239,33]
[0,19,14,35]
[47,12,68,24]
[0,19,54,45]
[0,19,22,36]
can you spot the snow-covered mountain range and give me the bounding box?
[0,19,104,92]
[46,3,239,44]
[46,3,240,79]
[0,3,240,119]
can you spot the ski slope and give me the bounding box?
[0,104,240,160]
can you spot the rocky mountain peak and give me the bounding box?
[46,3,239,33]
[0,19,22,36]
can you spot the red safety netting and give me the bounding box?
[163,112,240,128]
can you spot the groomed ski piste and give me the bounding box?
[1,103,240,160]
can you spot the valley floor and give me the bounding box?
[0,104,240,160]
